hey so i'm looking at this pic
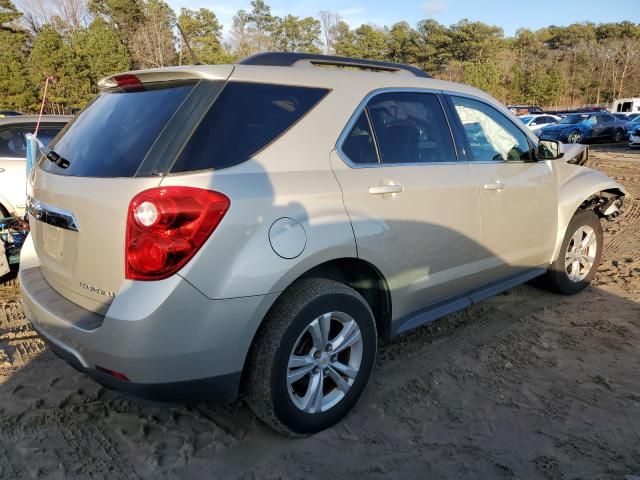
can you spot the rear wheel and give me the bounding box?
[612,129,623,143]
[538,210,603,294]
[568,131,582,143]
[245,278,377,436]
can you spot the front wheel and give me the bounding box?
[245,278,377,436]
[538,210,603,295]
[568,131,582,143]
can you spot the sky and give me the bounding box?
[166,0,640,38]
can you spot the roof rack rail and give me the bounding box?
[239,52,431,78]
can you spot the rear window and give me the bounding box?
[170,82,329,173]
[41,81,195,177]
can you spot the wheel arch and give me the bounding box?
[239,256,392,391]
[552,169,626,262]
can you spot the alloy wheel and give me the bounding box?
[287,311,363,414]
[565,225,597,282]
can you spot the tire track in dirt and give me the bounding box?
[604,196,639,256]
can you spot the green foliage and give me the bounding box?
[272,15,322,53]
[74,18,131,85]
[178,8,230,63]
[29,25,87,109]
[2,0,639,113]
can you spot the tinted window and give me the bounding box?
[42,81,195,177]
[171,82,328,173]
[342,111,378,164]
[0,128,27,158]
[597,115,614,124]
[366,92,456,164]
[451,96,531,162]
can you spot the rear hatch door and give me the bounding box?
[28,66,232,314]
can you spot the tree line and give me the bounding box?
[1,0,638,114]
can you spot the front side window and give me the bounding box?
[365,92,456,164]
[450,96,531,162]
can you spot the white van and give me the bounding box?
[611,98,640,114]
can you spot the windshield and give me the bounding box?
[558,114,590,125]
[519,116,533,124]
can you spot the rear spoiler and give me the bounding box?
[97,65,234,90]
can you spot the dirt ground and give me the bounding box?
[1,145,639,479]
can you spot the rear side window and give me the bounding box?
[42,81,195,177]
[341,112,379,164]
[367,92,456,164]
[171,82,329,173]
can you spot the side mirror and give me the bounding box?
[537,138,564,160]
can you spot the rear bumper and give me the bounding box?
[19,235,279,403]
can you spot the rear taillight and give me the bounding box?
[125,187,230,281]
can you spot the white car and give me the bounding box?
[518,114,561,133]
[0,115,71,218]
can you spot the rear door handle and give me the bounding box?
[0,168,5,173]
[368,184,404,195]
[483,181,505,191]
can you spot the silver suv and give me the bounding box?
[20,53,625,435]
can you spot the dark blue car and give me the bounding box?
[539,113,627,143]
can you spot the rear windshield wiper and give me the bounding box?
[46,150,70,169]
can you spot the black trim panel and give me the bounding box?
[392,267,546,336]
[240,52,431,78]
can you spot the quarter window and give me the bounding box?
[450,96,531,162]
[341,111,378,164]
[366,92,456,164]
[172,82,329,173]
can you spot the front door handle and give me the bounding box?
[0,168,5,173]
[483,181,505,191]
[368,184,404,195]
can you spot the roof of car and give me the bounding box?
[0,115,73,126]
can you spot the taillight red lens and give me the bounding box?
[125,187,230,280]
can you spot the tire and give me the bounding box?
[568,131,582,144]
[539,210,603,295]
[245,277,377,436]
[612,129,623,143]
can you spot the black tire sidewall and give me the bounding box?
[270,291,376,435]
[552,210,603,294]
[570,131,582,143]
[614,130,622,142]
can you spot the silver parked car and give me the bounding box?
[20,53,625,436]
[0,115,71,217]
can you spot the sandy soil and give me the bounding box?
[1,145,639,479]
